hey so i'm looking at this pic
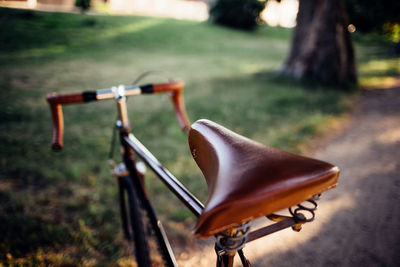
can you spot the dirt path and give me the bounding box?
[175,86,400,266]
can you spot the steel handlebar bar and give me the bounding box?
[46,80,190,151]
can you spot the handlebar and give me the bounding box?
[46,80,190,151]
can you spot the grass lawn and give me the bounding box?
[0,7,398,266]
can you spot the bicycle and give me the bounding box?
[46,73,340,267]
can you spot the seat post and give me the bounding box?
[215,223,251,267]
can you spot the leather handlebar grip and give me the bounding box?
[171,89,190,134]
[153,81,190,133]
[46,92,84,150]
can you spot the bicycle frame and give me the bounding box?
[110,83,201,266]
[116,96,309,267]
[118,105,252,267]
[46,79,320,267]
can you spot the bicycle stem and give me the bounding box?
[115,86,130,130]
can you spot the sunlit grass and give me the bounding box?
[358,58,400,89]
[360,58,400,74]
[360,76,400,89]
[101,19,163,39]
[355,32,400,89]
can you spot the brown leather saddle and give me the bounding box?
[189,119,339,238]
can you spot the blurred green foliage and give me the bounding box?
[209,0,266,30]
[75,0,91,12]
[345,0,400,41]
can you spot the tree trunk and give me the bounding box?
[281,0,357,88]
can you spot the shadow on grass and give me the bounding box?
[0,181,126,264]
[0,188,72,259]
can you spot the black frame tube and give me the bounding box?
[121,131,178,267]
[123,133,204,217]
